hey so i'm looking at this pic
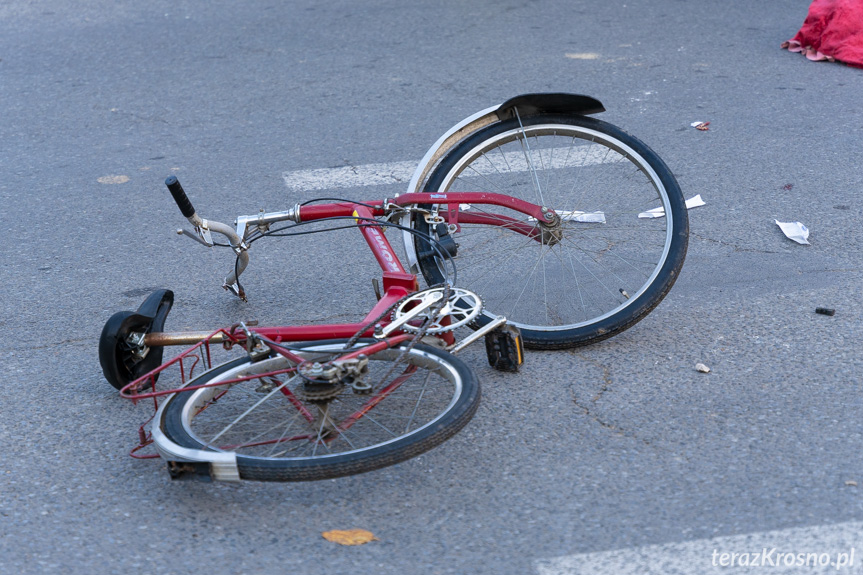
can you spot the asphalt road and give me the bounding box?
[2,1,862,574]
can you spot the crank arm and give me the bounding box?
[377,291,443,338]
[447,316,508,353]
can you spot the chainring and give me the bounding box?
[391,287,483,334]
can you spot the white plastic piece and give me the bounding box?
[151,409,242,482]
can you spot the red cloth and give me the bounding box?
[781,0,863,68]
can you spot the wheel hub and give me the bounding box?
[538,210,563,246]
[296,361,345,402]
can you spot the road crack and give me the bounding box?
[569,353,652,446]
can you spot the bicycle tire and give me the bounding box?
[159,339,480,482]
[411,114,688,349]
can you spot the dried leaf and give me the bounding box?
[322,529,379,546]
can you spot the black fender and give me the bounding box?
[495,93,605,120]
[407,92,605,194]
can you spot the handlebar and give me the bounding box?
[165,176,197,219]
[165,176,250,300]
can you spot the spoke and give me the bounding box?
[413,119,680,339]
[206,375,298,445]
[564,242,588,319]
[542,133,555,199]
[229,411,307,452]
[464,162,514,195]
[311,405,343,456]
[352,412,399,438]
[266,413,305,458]
[405,369,434,433]
[548,235,627,305]
[505,241,557,320]
[479,149,512,188]
[542,236,549,325]
[515,109,545,206]
[496,144,513,173]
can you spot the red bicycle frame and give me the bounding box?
[142,192,554,349]
[120,191,547,458]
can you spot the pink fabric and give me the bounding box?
[781,0,863,68]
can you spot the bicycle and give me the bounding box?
[99,93,689,482]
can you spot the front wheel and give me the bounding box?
[158,340,480,482]
[410,114,688,349]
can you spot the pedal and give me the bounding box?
[484,324,524,372]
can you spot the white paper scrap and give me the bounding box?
[775,220,810,245]
[686,195,707,209]
[638,194,706,219]
[562,211,606,223]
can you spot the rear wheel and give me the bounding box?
[159,340,480,482]
[410,114,688,349]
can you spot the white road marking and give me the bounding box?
[281,144,618,192]
[282,161,417,192]
[536,521,863,574]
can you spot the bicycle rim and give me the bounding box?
[414,115,687,348]
[160,340,480,481]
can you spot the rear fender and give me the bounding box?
[400,93,604,274]
[404,93,604,196]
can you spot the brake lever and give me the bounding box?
[165,176,250,301]
[177,226,213,247]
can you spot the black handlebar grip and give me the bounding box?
[165,176,196,218]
